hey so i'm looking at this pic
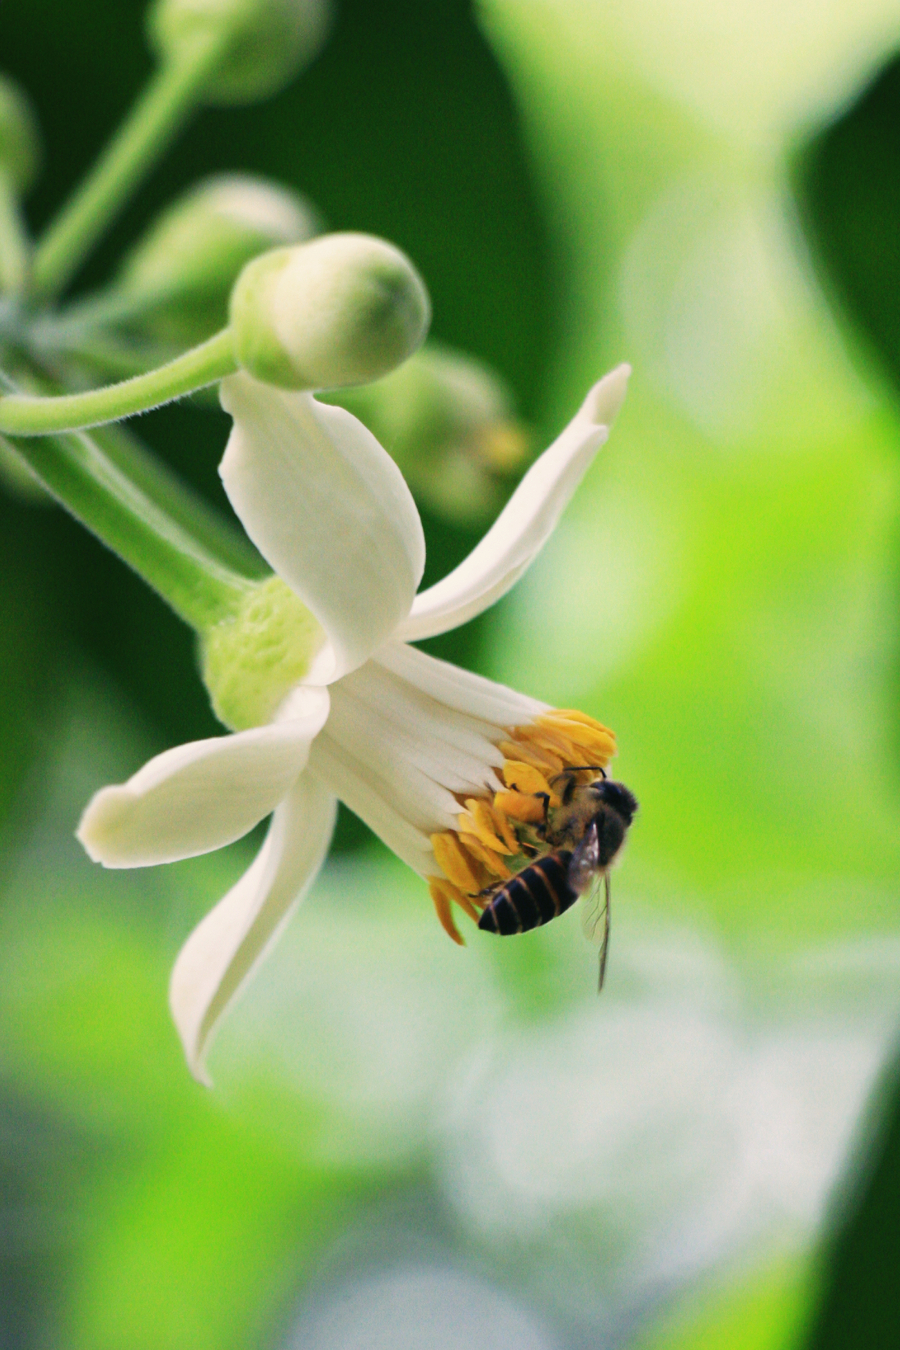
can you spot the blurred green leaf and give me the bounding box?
[801,1041,900,1350]
[797,56,900,399]
[796,55,900,776]
[0,848,396,1349]
[479,0,900,947]
[631,1255,813,1350]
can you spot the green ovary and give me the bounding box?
[200,575,325,729]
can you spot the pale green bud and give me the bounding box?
[147,0,332,105]
[326,343,530,524]
[200,575,324,729]
[230,233,431,391]
[116,175,319,344]
[0,75,41,192]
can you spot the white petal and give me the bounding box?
[77,686,330,867]
[373,641,546,728]
[308,735,435,877]
[220,372,425,681]
[396,365,630,642]
[309,644,546,876]
[169,772,337,1083]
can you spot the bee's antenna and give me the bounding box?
[548,764,608,789]
[597,873,611,993]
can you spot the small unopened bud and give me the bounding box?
[0,75,41,192]
[116,175,319,343]
[326,343,530,524]
[147,0,332,105]
[230,233,431,390]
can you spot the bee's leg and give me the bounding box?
[476,878,505,900]
[534,791,551,837]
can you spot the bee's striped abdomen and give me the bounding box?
[478,850,577,936]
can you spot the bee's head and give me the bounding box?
[592,778,638,825]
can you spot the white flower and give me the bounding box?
[77,362,630,1081]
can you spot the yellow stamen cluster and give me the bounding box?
[427,709,617,943]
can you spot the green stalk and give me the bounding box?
[0,327,237,435]
[7,363,261,576]
[90,420,265,578]
[9,424,252,630]
[31,36,227,301]
[0,170,30,297]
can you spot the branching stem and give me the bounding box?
[0,328,237,435]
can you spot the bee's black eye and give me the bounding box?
[595,780,638,824]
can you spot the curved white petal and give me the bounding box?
[396,365,630,642]
[220,373,425,682]
[77,686,330,867]
[169,772,337,1083]
[309,642,547,877]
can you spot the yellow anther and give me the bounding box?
[534,712,617,766]
[463,797,512,854]
[502,760,552,797]
[488,800,520,853]
[498,739,563,776]
[429,876,471,944]
[530,727,580,762]
[545,709,615,737]
[511,721,574,762]
[494,790,546,824]
[460,831,511,880]
[431,831,482,894]
[572,724,616,750]
[552,722,617,759]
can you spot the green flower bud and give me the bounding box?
[116,175,319,344]
[147,0,332,105]
[325,343,530,524]
[0,74,41,192]
[230,233,431,391]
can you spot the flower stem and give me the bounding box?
[31,37,227,302]
[89,419,265,578]
[8,424,252,630]
[0,171,31,297]
[0,327,237,435]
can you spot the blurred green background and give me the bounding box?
[2,1,900,1347]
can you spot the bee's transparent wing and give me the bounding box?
[579,871,612,992]
[579,871,606,942]
[569,820,600,894]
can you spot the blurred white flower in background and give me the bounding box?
[227,853,900,1343]
[284,1266,561,1350]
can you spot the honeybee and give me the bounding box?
[477,768,638,989]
